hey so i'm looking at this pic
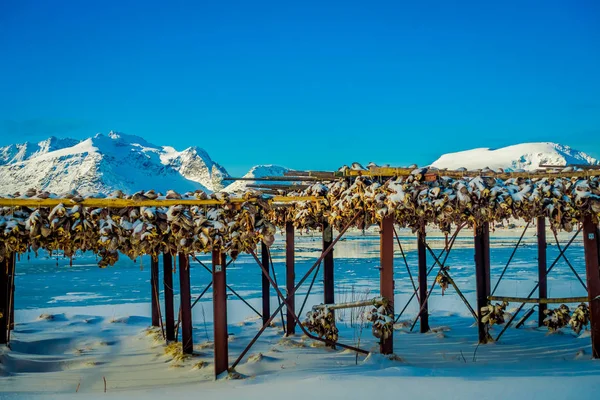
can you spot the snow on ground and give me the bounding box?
[1,228,600,399]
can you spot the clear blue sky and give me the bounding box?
[1,1,599,176]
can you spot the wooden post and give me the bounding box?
[163,253,175,341]
[474,222,491,344]
[537,217,548,326]
[323,221,334,305]
[151,257,160,327]
[178,253,193,354]
[582,215,600,358]
[0,255,8,344]
[380,215,394,354]
[213,250,229,377]
[417,226,429,333]
[260,242,271,327]
[286,221,296,336]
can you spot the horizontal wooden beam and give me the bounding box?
[284,170,336,179]
[311,297,385,311]
[226,176,321,182]
[247,184,309,191]
[343,166,600,179]
[0,196,324,208]
[488,295,590,304]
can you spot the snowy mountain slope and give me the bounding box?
[430,142,599,171]
[223,165,290,193]
[0,136,80,165]
[0,131,230,195]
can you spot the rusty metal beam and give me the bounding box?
[163,253,175,341]
[261,242,271,327]
[9,253,15,332]
[213,250,229,377]
[286,221,296,335]
[323,222,334,306]
[537,218,547,326]
[474,222,491,344]
[417,226,429,333]
[379,215,394,354]
[582,215,600,359]
[496,227,582,342]
[0,254,9,344]
[178,253,193,354]
[231,250,368,369]
[151,257,160,327]
[397,223,465,324]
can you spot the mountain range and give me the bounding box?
[0,133,597,195]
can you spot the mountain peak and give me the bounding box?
[431,142,598,171]
[0,132,230,194]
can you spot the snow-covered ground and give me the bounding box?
[1,228,600,399]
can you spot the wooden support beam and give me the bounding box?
[323,221,334,305]
[379,215,394,354]
[474,222,491,344]
[212,250,229,377]
[537,217,548,326]
[0,254,8,344]
[417,227,429,333]
[488,295,590,304]
[582,215,600,358]
[178,253,193,354]
[286,221,296,335]
[260,242,271,327]
[163,253,175,341]
[151,257,160,327]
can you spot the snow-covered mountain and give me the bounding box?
[0,137,80,165]
[430,142,598,171]
[0,131,230,195]
[223,165,289,193]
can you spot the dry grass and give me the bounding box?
[164,342,191,363]
[278,338,306,348]
[247,353,264,363]
[192,361,208,370]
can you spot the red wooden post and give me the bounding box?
[323,221,334,305]
[417,226,429,333]
[163,253,175,341]
[9,253,15,331]
[261,242,271,327]
[0,254,8,344]
[380,215,394,354]
[151,257,160,327]
[286,221,296,335]
[213,250,229,377]
[474,222,491,344]
[582,215,600,358]
[178,253,193,354]
[537,217,548,326]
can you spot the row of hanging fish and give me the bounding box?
[0,189,275,266]
[277,170,600,233]
[1,168,600,264]
[479,301,591,335]
[544,303,590,334]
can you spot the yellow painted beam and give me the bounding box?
[0,196,323,208]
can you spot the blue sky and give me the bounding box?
[1,1,599,176]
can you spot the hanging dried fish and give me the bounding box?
[480,301,508,326]
[543,304,571,332]
[568,303,590,334]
